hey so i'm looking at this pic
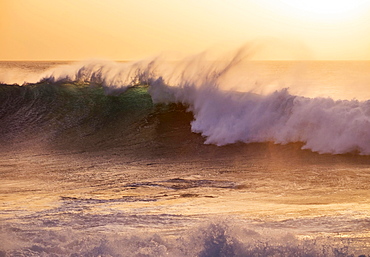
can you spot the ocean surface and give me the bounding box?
[1,54,370,256]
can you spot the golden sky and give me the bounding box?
[1,0,370,60]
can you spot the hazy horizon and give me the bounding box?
[3,59,370,62]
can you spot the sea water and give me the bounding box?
[1,53,370,256]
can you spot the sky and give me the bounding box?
[1,0,370,60]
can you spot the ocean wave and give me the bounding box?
[1,51,370,155]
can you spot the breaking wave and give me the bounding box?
[2,48,370,155]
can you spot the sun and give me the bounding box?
[276,0,370,20]
[281,0,365,14]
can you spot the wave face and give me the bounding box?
[0,83,155,146]
[2,56,370,155]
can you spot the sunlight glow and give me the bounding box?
[2,0,370,60]
[279,0,369,17]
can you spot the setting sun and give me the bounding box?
[280,0,368,15]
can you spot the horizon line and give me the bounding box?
[2,59,370,62]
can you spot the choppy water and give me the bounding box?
[1,53,370,256]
